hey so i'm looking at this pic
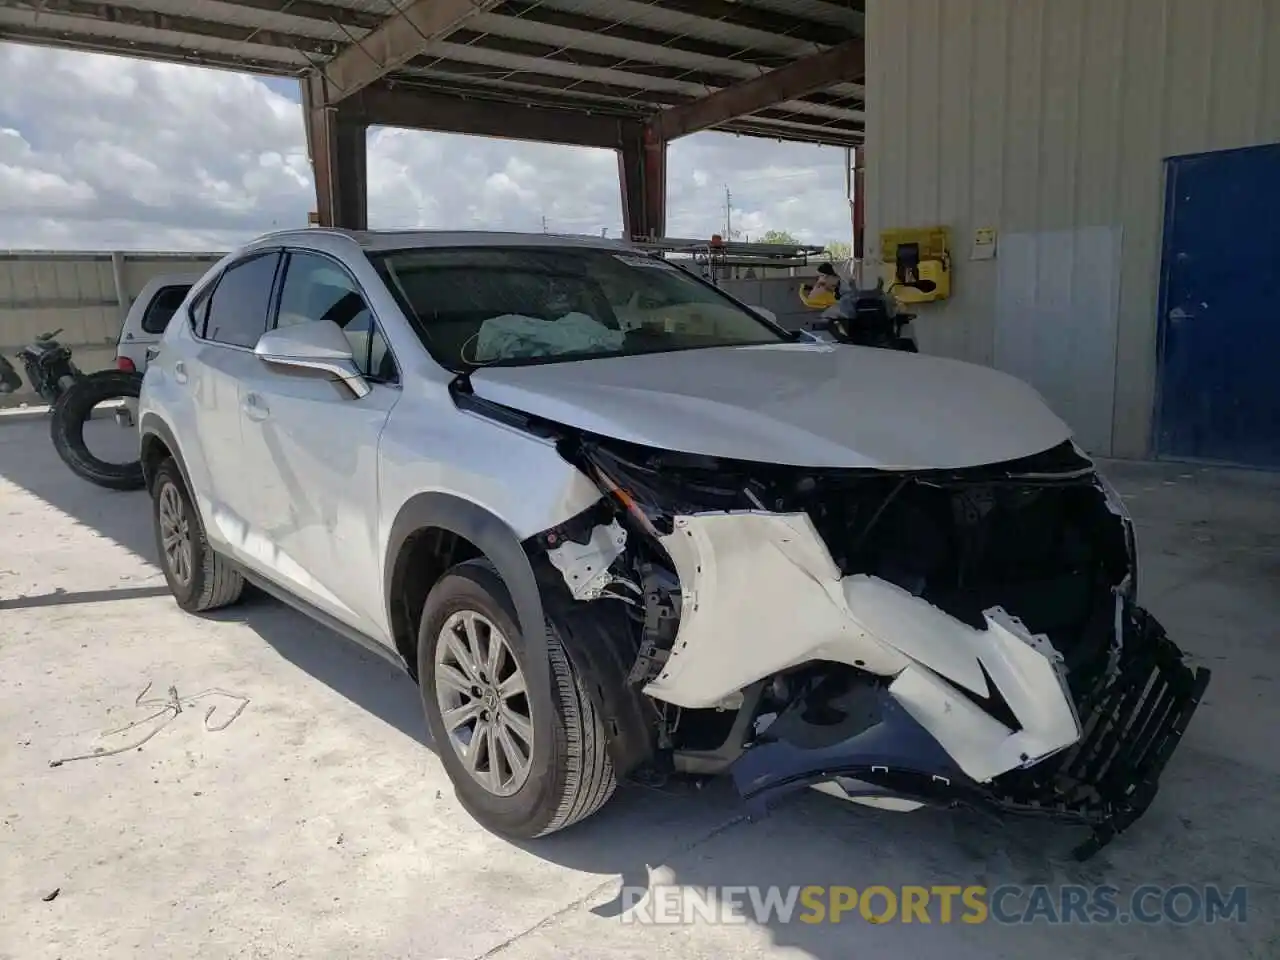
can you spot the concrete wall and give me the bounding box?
[0,251,223,405]
[863,0,1280,458]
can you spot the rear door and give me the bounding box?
[183,251,282,556]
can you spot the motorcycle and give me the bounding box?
[14,329,82,404]
[806,278,937,352]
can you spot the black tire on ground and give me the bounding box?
[150,457,244,613]
[50,369,145,491]
[418,560,617,839]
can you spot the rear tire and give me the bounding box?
[50,370,145,491]
[418,560,616,839]
[151,458,244,613]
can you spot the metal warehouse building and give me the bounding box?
[862,0,1280,468]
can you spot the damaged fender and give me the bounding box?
[643,510,1083,783]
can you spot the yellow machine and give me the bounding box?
[797,285,838,309]
[878,226,950,303]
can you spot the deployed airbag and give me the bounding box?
[472,311,624,363]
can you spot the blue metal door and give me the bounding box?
[1155,143,1280,468]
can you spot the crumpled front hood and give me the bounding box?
[469,342,1072,470]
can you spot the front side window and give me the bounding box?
[275,251,397,382]
[204,252,281,348]
[371,246,788,370]
[141,285,191,334]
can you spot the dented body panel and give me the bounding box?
[645,512,911,706]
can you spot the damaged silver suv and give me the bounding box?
[137,228,1209,860]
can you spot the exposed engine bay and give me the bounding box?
[510,422,1209,861]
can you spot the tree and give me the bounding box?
[760,229,799,246]
[824,240,852,261]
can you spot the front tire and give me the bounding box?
[151,458,244,613]
[418,560,616,839]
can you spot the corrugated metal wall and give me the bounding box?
[0,252,222,404]
[864,0,1280,457]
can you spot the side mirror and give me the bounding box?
[907,279,938,293]
[254,319,371,399]
[749,305,778,324]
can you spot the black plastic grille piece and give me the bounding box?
[994,602,1210,855]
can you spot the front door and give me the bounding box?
[236,250,402,643]
[1155,144,1280,468]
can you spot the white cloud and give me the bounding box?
[0,43,855,251]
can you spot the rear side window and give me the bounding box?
[203,252,281,348]
[140,285,191,335]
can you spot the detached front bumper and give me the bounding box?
[731,602,1210,860]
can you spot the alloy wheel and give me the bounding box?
[158,481,193,586]
[434,610,534,797]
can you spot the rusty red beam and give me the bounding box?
[648,38,865,142]
[617,123,666,241]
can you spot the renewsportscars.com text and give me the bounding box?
[619,884,1249,926]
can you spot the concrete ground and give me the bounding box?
[1,415,1277,959]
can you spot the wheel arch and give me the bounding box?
[138,413,193,496]
[386,491,659,779]
[385,492,552,717]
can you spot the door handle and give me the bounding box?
[242,392,269,422]
[173,360,188,384]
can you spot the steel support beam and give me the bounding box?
[618,123,666,241]
[346,83,632,150]
[320,0,504,104]
[302,73,368,230]
[9,0,342,57]
[648,38,866,142]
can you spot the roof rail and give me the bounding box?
[247,225,360,244]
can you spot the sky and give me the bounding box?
[0,42,855,252]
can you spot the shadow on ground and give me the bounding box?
[4,417,1277,958]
